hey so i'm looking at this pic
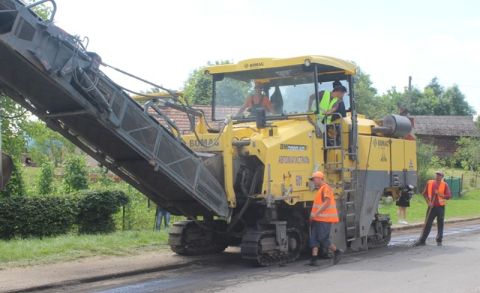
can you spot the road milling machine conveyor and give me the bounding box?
[0,0,417,266]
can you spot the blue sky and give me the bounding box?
[53,0,480,114]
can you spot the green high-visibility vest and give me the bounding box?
[318,91,337,123]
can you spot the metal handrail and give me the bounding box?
[323,113,343,149]
[26,0,57,23]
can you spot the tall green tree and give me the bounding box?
[354,68,377,115]
[354,68,396,119]
[442,85,475,116]
[25,0,52,20]
[183,60,231,105]
[0,96,28,159]
[404,78,475,116]
[23,121,75,166]
[0,161,25,198]
[63,155,88,193]
[37,162,54,195]
[454,137,480,171]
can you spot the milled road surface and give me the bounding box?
[29,221,480,293]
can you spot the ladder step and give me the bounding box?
[343,189,356,193]
[346,213,356,218]
[346,227,357,231]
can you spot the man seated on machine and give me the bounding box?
[236,82,273,117]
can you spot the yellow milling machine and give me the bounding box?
[172,56,417,265]
[0,1,416,267]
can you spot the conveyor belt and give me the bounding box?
[0,0,229,217]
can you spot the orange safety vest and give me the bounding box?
[310,184,339,223]
[427,180,447,206]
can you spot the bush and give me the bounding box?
[454,137,480,171]
[38,162,54,195]
[77,190,129,234]
[416,142,436,192]
[0,160,25,198]
[0,196,77,239]
[63,156,88,192]
[119,188,156,231]
[0,190,129,239]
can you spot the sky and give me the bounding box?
[52,0,480,114]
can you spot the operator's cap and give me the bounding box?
[309,171,325,180]
[333,85,347,93]
[435,170,444,176]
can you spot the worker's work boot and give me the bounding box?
[309,257,319,266]
[332,249,343,265]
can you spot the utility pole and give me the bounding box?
[408,76,412,92]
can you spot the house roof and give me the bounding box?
[412,115,480,137]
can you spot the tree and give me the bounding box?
[354,68,397,119]
[442,85,475,116]
[404,78,475,116]
[476,116,480,129]
[25,0,52,20]
[183,60,231,105]
[454,137,480,171]
[63,156,88,193]
[38,162,54,195]
[23,121,75,166]
[0,161,25,198]
[425,77,444,98]
[0,96,28,159]
[354,68,378,117]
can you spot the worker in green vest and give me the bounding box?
[308,82,347,124]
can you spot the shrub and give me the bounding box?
[17,196,78,238]
[38,162,54,195]
[0,160,25,198]
[77,190,129,234]
[0,190,129,239]
[454,137,480,171]
[416,142,436,192]
[0,196,77,239]
[63,156,88,192]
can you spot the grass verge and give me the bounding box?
[0,230,169,269]
[379,189,480,224]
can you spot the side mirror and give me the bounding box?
[255,108,267,129]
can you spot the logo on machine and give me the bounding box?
[246,62,264,69]
[279,156,310,164]
[409,159,414,169]
[188,139,220,148]
[280,144,307,151]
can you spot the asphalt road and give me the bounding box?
[36,222,480,293]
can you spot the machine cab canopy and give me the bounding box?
[206,56,357,121]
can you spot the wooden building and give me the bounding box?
[412,116,480,157]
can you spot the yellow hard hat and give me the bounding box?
[309,171,325,180]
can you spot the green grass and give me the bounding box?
[379,189,480,224]
[0,230,170,268]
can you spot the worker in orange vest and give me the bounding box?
[308,171,343,266]
[414,171,452,247]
